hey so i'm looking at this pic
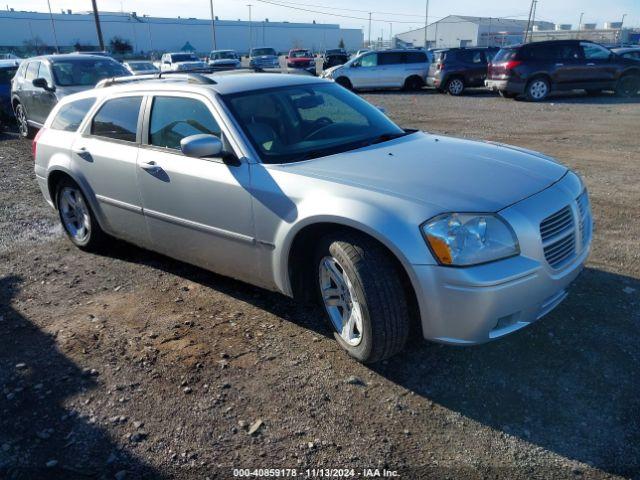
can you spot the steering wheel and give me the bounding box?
[304,122,346,141]
[313,117,333,128]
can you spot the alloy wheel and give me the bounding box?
[448,78,464,95]
[529,79,548,100]
[319,256,363,346]
[16,104,28,137]
[58,187,91,243]
[617,76,639,97]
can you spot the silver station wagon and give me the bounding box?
[33,72,592,363]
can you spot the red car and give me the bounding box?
[287,49,316,74]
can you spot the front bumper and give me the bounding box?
[412,172,592,345]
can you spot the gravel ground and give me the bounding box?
[0,89,639,480]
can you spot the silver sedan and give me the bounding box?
[33,73,592,363]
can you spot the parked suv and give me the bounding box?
[322,49,428,91]
[11,54,130,138]
[249,47,280,70]
[427,47,498,95]
[322,48,348,69]
[0,60,19,128]
[34,72,591,363]
[486,40,640,101]
[287,49,316,74]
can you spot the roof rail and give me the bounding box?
[96,71,217,88]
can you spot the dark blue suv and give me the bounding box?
[0,60,19,129]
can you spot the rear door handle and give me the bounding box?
[141,160,161,173]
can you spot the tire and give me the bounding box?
[525,77,550,102]
[498,90,517,99]
[585,89,602,96]
[403,76,423,91]
[315,232,410,363]
[615,74,640,98]
[14,102,34,139]
[55,177,107,252]
[335,77,353,91]
[445,77,465,96]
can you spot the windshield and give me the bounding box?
[213,51,237,59]
[129,62,156,71]
[171,54,199,62]
[223,82,408,164]
[252,48,276,57]
[290,50,312,58]
[52,59,130,86]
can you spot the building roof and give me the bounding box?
[396,15,554,36]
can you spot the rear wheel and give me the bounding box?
[335,76,353,91]
[403,76,424,91]
[315,232,410,363]
[525,77,550,101]
[15,103,34,139]
[615,74,640,97]
[445,77,465,96]
[55,178,107,252]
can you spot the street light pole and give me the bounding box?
[209,0,217,51]
[578,12,584,31]
[91,0,105,51]
[367,12,371,48]
[620,13,627,46]
[46,0,59,53]
[247,4,253,52]
[423,0,429,49]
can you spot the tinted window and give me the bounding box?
[0,67,18,84]
[149,97,220,150]
[51,97,96,132]
[492,48,517,63]
[581,42,611,60]
[378,52,404,65]
[25,61,39,81]
[556,45,581,60]
[623,51,640,60]
[521,44,559,60]
[251,48,276,57]
[405,51,427,63]
[360,53,377,67]
[52,59,130,87]
[459,50,485,64]
[91,96,142,142]
[170,53,199,62]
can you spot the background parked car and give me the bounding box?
[322,49,428,91]
[11,53,131,138]
[249,47,280,69]
[124,60,159,75]
[160,52,209,72]
[486,40,640,101]
[323,48,348,69]
[287,48,316,74]
[427,47,498,95]
[611,47,640,62]
[209,50,240,70]
[0,60,19,128]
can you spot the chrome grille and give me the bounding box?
[540,205,576,268]
[576,189,591,248]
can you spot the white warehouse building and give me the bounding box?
[395,15,555,49]
[0,10,363,54]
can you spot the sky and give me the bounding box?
[7,0,640,38]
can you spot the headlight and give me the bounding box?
[421,213,519,266]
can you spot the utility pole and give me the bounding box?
[423,0,429,49]
[91,0,105,51]
[524,0,535,43]
[578,12,584,31]
[530,0,537,42]
[367,12,371,48]
[247,4,252,51]
[46,0,59,53]
[620,13,627,46]
[389,23,393,47]
[209,0,217,51]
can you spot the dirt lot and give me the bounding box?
[1,89,639,480]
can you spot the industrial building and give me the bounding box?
[529,24,640,45]
[0,9,363,55]
[395,15,555,49]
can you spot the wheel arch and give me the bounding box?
[404,74,425,88]
[283,219,423,334]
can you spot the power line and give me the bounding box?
[251,0,424,18]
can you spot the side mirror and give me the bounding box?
[33,77,53,91]
[180,134,223,158]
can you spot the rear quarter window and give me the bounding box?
[91,96,142,143]
[492,48,517,63]
[405,51,427,63]
[50,97,96,132]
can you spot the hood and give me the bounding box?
[176,61,207,67]
[280,132,567,212]
[57,85,97,96]
[210,59,239,64]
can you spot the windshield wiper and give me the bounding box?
[361,131,411,147]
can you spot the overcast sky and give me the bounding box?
[7,0,640,37]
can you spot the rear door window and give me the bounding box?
[149,96,221,150]
[404,51,427,63]
[492,48,517,63]
[25,61,40,81]
[91,96,142,143]
[51,97,96,132]
[378,52,404,65]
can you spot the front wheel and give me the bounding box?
[55,178,107,251]
[446,77,465,96]
[403,76,424,91]
[15,103,33,139]
[315,232,410,363]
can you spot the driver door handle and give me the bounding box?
[141,160,162,173]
